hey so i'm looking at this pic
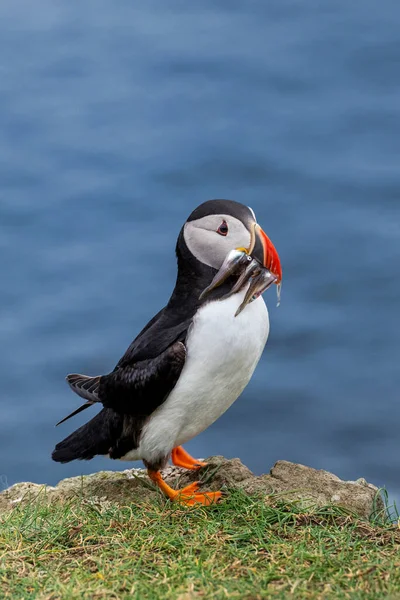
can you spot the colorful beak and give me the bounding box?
[250,224,282,284]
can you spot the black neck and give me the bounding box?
[166,228,235,317]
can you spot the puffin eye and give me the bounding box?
[217,220,229,236]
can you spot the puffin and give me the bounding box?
[52,199,282,505]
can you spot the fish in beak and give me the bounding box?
[199,249,252,301]
[200,222,282,315]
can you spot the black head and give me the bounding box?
[166,198,281,317]
[179,199,257,271]
[178,198,281,277]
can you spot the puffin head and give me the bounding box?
[180,199,282,284]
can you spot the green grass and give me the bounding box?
[1,490,399,600]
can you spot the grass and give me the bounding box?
[1,489,400,600]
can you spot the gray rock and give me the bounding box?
[0,457,384,520]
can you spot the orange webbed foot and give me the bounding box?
[171,446,208,470]
[175,481,222,506]
[148,471,222,506]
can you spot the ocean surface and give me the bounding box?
[1,1,399,503]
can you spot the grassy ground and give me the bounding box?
[0,489,399,600]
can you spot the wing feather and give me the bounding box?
[99,341,186,415]
[57,341,186,425]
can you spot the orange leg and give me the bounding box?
[171,446,207,470]
[148,470,221,506]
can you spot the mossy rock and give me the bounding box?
[0,456,384,520]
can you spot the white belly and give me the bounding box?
[122,289,269,464]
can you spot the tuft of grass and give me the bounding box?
[1,490,400,599]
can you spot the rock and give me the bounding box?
[0,457,383,520]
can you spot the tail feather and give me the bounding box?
[55,373,101,427]
[56,402,95,427]
[66,373,101,402]
[52,408,122,463]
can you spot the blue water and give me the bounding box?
[1,1,399,501]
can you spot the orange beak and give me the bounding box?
[250,224,282,284]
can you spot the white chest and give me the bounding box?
[135,289,270,463]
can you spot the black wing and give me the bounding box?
[57,340,186,425]
[99,341,186,415]
[58,283,196,426]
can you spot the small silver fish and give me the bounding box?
[199,249,252,301]
[276,282,282,307]
[199,248,281,315]
[235,268,277,316]
[224,258,262,299]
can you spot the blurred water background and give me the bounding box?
[1,1,399,502]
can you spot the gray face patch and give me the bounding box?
[183,214,252,269]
